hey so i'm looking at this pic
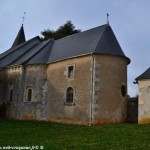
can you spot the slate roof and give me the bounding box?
[0,36,41,67]
[11,25,26,48]
[136,67,150,81]
[0,24,130,67]
[11,40,53,65]
[48,24,130,63]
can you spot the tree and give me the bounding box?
[41,21,81,40]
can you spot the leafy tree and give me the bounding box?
[41,21,81,40]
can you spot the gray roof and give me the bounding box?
[136,67,150,81]
[11,25,26,48]
[0,36,41,67]
[0,24,130,67]
[48,24,130,63]
[26,40,53,65]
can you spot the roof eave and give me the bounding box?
[47,52,130,65]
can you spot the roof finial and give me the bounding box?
[107,13,109,25]
[22,12,26,25]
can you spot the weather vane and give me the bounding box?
[107,13,109,25]
[22,12,26,25]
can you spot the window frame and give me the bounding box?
[67,65,75,79]
[26,87,33,102]
[65,87,75,105]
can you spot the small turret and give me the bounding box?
[11,24,26,48]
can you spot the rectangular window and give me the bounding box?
[68,66,74,78]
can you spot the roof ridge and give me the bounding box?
[0,36,41,60]
[94,25,130,64]
[94,25,107,51]
[23,40,53,65]
[80,24,108,35]
[11,36,41,51]
[48,24,130,64]
[55,24,108,42]
[8,43,39,66]
[45,40,54,63]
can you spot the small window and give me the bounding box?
[66,87,74,103]
[9,89,13,101]
[121,85,126,97]
[68,66,74,78]
[27,88,32,101]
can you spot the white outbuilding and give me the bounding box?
[136,67,150,124]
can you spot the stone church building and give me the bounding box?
[0,23,130,125]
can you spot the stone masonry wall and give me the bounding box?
[5,66,23,119]
[20,65,48,121]
[92,54,128,124]
[138,80,150,124]
[47,56,92,125]
[3,54,129,125]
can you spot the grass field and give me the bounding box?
[0,120,150,150]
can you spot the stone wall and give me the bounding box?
[5,66,23,119]
[91,54,128,124]
[47,56,92,125]
[20,65,48,121]
[1,54,129,125]
[46,54,128,125]
[138,80,150,123]
[3,65,48,121]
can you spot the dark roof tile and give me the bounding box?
[11,25,26,48]
[0,36,41,67]
[26,40,53,65]
[0,24,130,67]
[48,25,106,62]
[95,26,125,57]
[48,24,130,63]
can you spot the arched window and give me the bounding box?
[66,87,74,103]
[27,88,32,101]
[9,89,13,101]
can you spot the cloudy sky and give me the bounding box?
[1,0,150,96]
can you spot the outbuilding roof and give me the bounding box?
[0,24,130,67]
[136,67,150,81]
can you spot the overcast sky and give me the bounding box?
[1,0,150,96]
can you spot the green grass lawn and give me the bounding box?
[0,120,150,150]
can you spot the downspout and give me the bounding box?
[90,54,95,126]
[19,65,26,118]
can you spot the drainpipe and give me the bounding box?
[90,54,95,126]
[19,65,26,118]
